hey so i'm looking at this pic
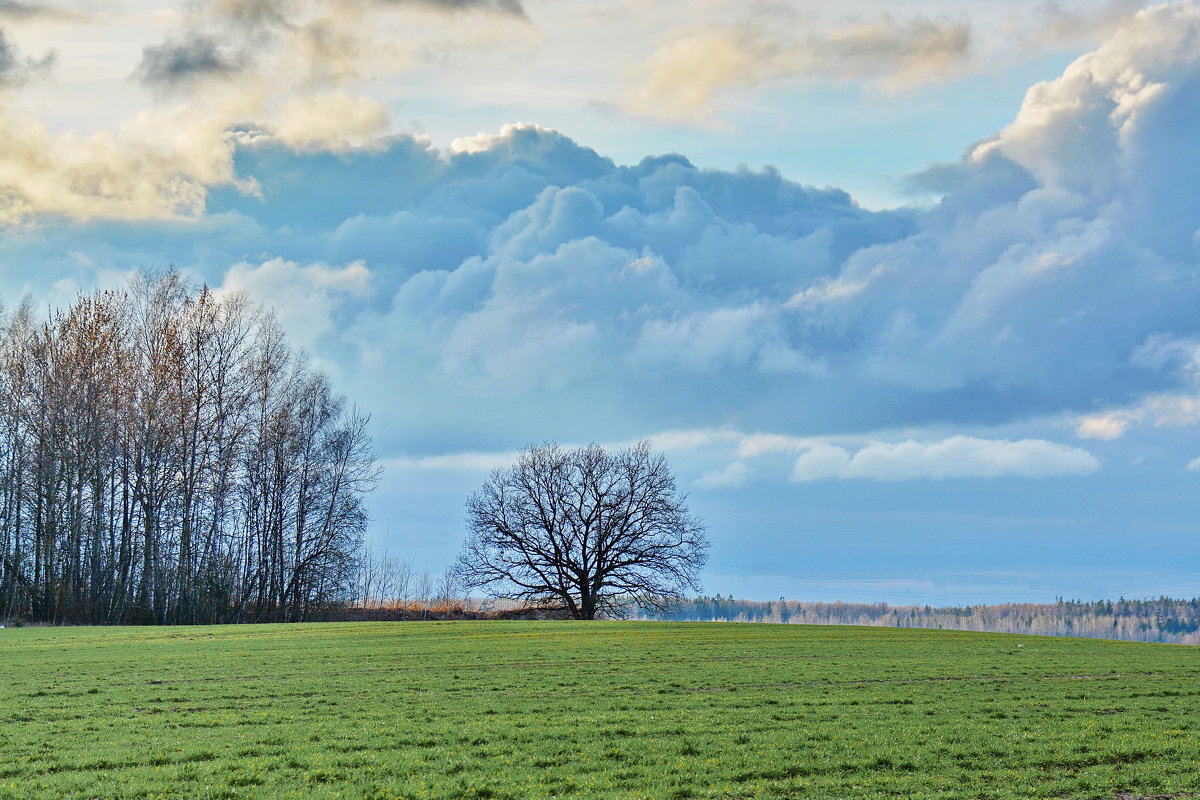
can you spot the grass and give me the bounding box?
[0,621,1197,799]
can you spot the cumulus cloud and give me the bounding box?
[215,258,371,356]
[789,436,1100,481]
[4,4,1200,457]
[624,15,972,120]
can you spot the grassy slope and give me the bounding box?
[0,622,1197,799]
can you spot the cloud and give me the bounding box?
[215,258,371,357]
[0,27,53,86]
[374,425,1100,492]
[0,104,243,222]
[1076,392,1200,439]
[736,433,819,459]
[694,461,750,490]
[789,436,1100,481]
[4,5,1200,456]
[641,428,742,453]
[787,264,894,309]
[1075,411,1135,440]
[0,1,70,22]
[1187,456,1200,471]
[134,0,531,99]
[624,16,972,121]
[380,0,525,15]
[134,34,247,90]
[0,0,535,224]
[384,449,521,472]
[813,17,972,88]
[271,93,391,150]
[621,3,1166,124]
[1026,0,1145,46]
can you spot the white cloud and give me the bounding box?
[385,450,520,472]
[790,436,1100,481]
[623,16,974,121]
[450,122,553,154]
[0,105,238,222]
[1076,391,1200,440]
[791,444,855,481]
[1075,411,1134,440]
[694,461,750,490]
[383,429,1100,488]
[641,428,741,453]
[787,264,894,309]
[736,433,819,459]
[633,305,772,372]
[1187,456,1200,471]
[271,93,391,151]
[216,258,371,354]
[619,1,1150,123]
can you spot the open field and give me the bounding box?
[0,622,1197,799]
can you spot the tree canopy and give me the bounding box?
[454,441,708,619]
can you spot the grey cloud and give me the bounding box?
[213,0,293,38]
[377,0,525,15]
[1032,0,1145,45]
[0,28,53,86]
[809,16,972,84]
[0,1,72,21]
[135,0,526,96]
[134,34,248,90]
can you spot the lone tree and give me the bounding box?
[454,441,708,619]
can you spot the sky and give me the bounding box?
[0,0,1198,605]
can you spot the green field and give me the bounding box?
[0,622,1197,799]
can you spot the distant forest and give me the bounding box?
[642,597,1200,644]
[0,273,378,625]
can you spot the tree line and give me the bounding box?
[642,596,1200,644]
[0,272,378,625]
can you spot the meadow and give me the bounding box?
[0,622,1197,800]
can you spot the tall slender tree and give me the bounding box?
[0,271,379,624]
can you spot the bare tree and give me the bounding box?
[0,271,379,625]
[454,441,708,619]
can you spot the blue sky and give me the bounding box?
[1,0,1198,604]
